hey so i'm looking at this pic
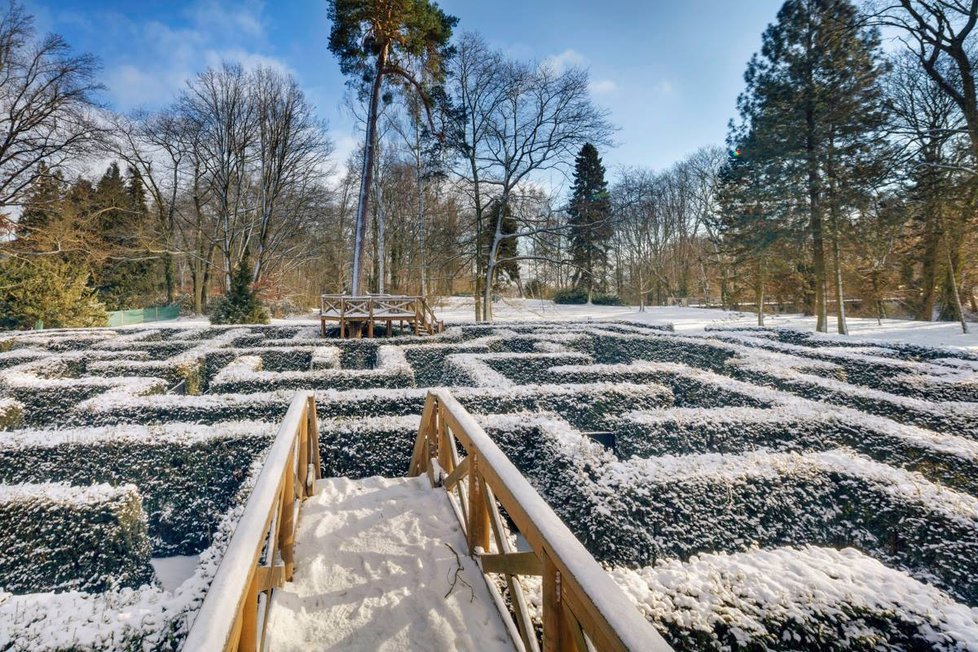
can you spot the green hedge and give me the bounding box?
[552,288,588,304]
[0,424,273,555]
[0,483,154,594]
[615,406,978,497]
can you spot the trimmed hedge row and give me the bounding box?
[0,483,154,594]
[580,451,978,605]
[615,406,978,497]
[319,415,421,478]
[0,424,274,555]
[613,545,978,651]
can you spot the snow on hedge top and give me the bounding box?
[0,421,275,450]
[600,448,978,523]
[610,545,978,647]
[0,481,138,505]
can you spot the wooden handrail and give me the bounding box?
[319,294,443,337]
[409,390,672,652]
[183,392,321,652]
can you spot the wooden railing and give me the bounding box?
[183,392,321,652]
[320,294,444,337]
[409,390,673,652]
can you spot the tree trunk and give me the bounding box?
[756,257,765,327]
[943,230,969,334]
[351,42,389,296]
[916,207,941,320]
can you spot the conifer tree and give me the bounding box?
[210,250,270,324]
[733,0,888,334]
[17,162,63,240]
[567,143,612,302]
[327,0,456,295]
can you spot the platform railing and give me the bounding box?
[319,294,444,337]
[409,389,673,652]
[183,392,321,652]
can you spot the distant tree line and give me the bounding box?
[0,0,975,332]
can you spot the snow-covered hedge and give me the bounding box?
[209,346,415,392]
[319,415,421,478]
[582,450,978,605]
[0,482,153,594]
[615,404,978,497]
[0,455,266,650]
[0,422,274,555]
[612,545,978,650]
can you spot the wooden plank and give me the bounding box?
[254,564,287,592]
[307,395,322,484]
[408,395,436,476]
[467,458,490,555]
[483,483,540,652]
[443,455,470,491]
[562,602,589,652]
[480,551,543,576]
[437,410,453,474]
[542,553,567,652]
[239,572,260,652]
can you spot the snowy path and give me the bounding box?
[265,476,514,652]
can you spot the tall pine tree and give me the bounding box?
[733,0,888,334]
[567,143,612,302]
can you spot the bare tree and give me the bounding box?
[876,0,978,161]
[448,42,613,320]
[0,1,102,210]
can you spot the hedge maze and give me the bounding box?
[0,321,977,650]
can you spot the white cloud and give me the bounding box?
[655,80,676,96]
[590,79,619,95]
[97,0,288,110]
[543,48,588,73]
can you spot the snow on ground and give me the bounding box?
[148,555,199,593]
[265,475,513,652]
[102,296,978,350]
[431,297,978,350]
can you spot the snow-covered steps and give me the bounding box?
[265,475,514,651]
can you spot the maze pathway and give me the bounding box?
[265,475,514,652]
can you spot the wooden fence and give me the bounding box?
[409,389,673,652]
[320,294,444,338]
[182,392,321,652]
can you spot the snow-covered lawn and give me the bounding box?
[431,296,978,350]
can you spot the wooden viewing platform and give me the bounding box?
[183,391,672,652]
[320,294,445,338]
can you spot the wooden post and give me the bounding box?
[437,410,453,475]
[543,553,575,652]
[307,394,322,486]
[279,457,296,580]
[368,300,375,339]
[297,415,309,499]
[467,455,490,555]
[239,573,260,652]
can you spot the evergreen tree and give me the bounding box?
[733,0,888,333]
[0,258,106,329]
[91,163,157,310]
[567,143,612,301]
[480,198,519,291]
[210,251,270,324]
[327,0,456,295]
[16,163,64,242]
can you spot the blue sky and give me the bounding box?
[27,0,785,174]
